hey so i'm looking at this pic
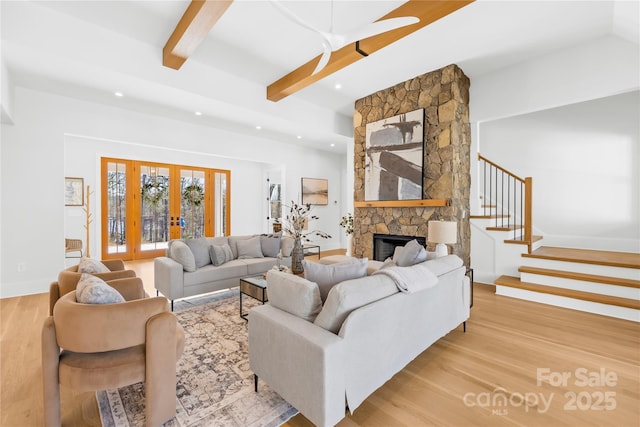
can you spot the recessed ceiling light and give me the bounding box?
[256,125,262,130]
[334,83,342,90]
[194,111,202,116]
[114,91,124,97]
[330,143,335,147]
[297,135,302,139]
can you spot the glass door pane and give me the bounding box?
[180,169,206,239]
[105,160,130,257]
[139,165,170,253]
[214,171,228,236]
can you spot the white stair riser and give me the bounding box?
[496,286,640,323]
[521,257,640,281]
[473,270,500,285]
[520,273,640,300]
[531,239,544,252]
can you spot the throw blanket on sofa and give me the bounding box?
[372,263,438,293]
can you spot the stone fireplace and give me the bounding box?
[352,64,471,266]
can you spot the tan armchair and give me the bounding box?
[50,259,136,315]
[42,277,185,427]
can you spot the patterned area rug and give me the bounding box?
[97,290,298,427]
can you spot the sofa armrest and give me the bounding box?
[154,257,184,300]
[249,304,345,427]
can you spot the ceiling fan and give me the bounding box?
[270,0,419,75]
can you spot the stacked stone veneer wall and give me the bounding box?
[353,64,471,266]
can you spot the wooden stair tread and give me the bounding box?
[487,224,522,231]
[523,246,640,270]
[495,275,640,310]
[519,266,640,289]
[504,235,543,245]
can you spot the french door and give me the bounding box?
[101,158,230,260]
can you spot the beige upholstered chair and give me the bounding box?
[64,239,83,258]
[41,277,185,427]
[50,260,136,315]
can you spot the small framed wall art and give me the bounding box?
[65,177,84,206]
[301,177,328,205]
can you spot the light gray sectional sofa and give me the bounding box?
[249,254,470,427]
[154,234,292,309]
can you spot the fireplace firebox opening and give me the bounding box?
[373,233,426,262]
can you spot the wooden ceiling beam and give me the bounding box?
[267,0,474,102]
[163,0,233,70]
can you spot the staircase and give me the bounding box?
[471,154,640,322]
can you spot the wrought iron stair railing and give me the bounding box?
[478,153,533,250]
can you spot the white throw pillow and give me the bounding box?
[303,258,369,302]
[209,244,233,266]
[266,270,322,322]
[76,273,125,304]
[237,236,264,259]
[394,239,427,267]
[314,274,398,334]
[169,240,196,272]
[78,257,110,274]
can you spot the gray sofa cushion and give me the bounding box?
[303,258,369,302]
[228,235,254,259]
[169,240,196,272]
[260,232,282,257]
[206,236,228,247]
[237,236,264,259]
[209,244,233,266]
[243,258,278,275]
[266,270,322,322]
[185,237,212,268]
[184,261,248,286]
[314,274,398,334]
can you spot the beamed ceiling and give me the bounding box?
[1,1,638,151]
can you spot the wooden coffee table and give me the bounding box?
[239,275,268,321]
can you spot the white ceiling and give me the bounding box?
[2,0,638,152]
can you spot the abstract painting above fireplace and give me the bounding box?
[364,108,424,202]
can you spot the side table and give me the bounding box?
[303,244,321,259]
[239,275,268,321]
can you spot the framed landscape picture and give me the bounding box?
[65,177,84,206]
[301,178,328,205]
[364,108,424,201]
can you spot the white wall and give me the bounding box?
[1,87,345,298]
[470,36,639,123]
[468,35,639,258]
[481,91,640,251]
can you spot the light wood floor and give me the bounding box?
[1,260,638,426]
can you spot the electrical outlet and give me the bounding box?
[17,262,26,273]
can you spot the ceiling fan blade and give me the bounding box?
[342,16,420,46]
[313,40,333,75]
[269,0,324,36]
